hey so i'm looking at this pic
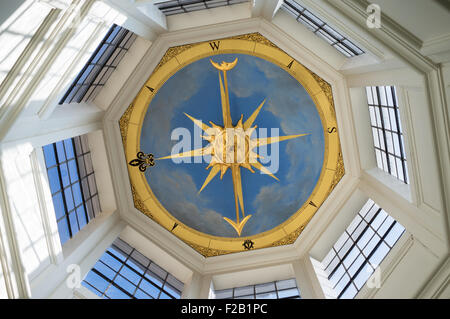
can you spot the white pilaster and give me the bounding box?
[291,257,325,299]
[182,272,213,299]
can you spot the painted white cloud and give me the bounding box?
[150,166,235,237]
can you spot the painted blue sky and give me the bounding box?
[140,53,324,237]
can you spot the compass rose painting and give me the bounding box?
[120,33,344,257]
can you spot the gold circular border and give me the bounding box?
[123,36,341,255]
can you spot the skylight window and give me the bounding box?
[366,86,409,183]
[82,238,184,299]
[213,279,300,299]
[59,24,136,104]
[321,199,405,299]
[281,0,364,57]
[42,134,101,245]
[155,0,249,16]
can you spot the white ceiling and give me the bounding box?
[369,0,450,42]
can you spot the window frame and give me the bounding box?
[366,86,409,184]
[59,24,137,104]
[213,278,301,299]
[281,0,364,57]
[321,199,405,299]
[154,0,249,16]
[82,238,184,299]
[43,135,101,245]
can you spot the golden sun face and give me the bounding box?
[157,58,308,236]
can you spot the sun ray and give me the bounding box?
[220,165,229,179]
[184,113,212,133]
[250,161,280,181]
[218,70,232,127]
[198,165,221,194]
[255,133,309,147]
[157,146,212,160]
[243,99,266,130]
[231,165,245,220]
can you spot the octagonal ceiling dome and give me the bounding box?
[119,32,344,257]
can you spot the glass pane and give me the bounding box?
[215,289,233,299]
[234,294,254,299]
[106,25,121,43]
[57,218,70,244]
[276,279,297,290]
[74,136,82,155]
[52,192,65,219]
[88,174,97,195]
[93,261,116,280]
[60,163,70,187]
[277,288,299,298]
[335,273,350,294]
[119,265,141,285]
[68,159,79,183]
[340,284,357,299]
[148,263,167,281]
[354,264,373,289]
[159,291,172,299]
[84,271,109,292]
[135,289,152,299]
[47,167,61,194]
[92,195,101,215]
[255,282,275,294]
[114,275,137,294]
[68,211,79,235]
[76,206,87,228]
[343,246,360,268]
[255,291,277,299]
[234,286,253,297]
[164,282,181,298]
[43,144,56,167]
[80,135,90,153]
[363,234,381,256]
[55,141,66,162]
[139,279,160,298]
[330,264,345,287]
[100,253,122,271]
[63,139,75,159]
[369,242,390,268]
[86,199,94,220]
[348,254,365,277]
[144,270,164,287]
[64,187,74,211]
[84,154,93,174]
[357,227,375,250]
[109,245,129,260]
[105,285,131,299]
[385,223,405,247]
[72,182,83,206]
[127,257,147,275]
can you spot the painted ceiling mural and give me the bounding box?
[120,33,344,257]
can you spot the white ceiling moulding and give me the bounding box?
[0,7,59,116]
[417,256,450,299]
[102,16,362,275]
[38,0,73,10]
